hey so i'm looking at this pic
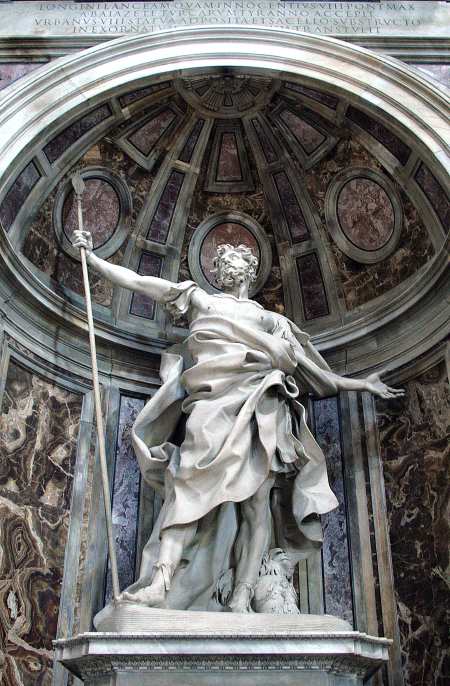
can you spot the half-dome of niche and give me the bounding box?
[16,70,444,342]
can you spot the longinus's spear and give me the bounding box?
[72,172,120,603]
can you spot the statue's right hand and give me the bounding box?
[72,229,93,255]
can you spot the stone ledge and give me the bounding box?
[54,626,391,685]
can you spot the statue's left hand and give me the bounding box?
[365,371,405,400]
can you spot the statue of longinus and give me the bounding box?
[73,229,403,614]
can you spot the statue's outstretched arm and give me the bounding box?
[292,343,404,400]
[326,368,404,399]
[72,229,176,303]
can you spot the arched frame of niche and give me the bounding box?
[325,167,403,265]
[188,210,273,296]
[0,26,448,370]
[53,166,133,261]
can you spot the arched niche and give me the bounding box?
[0,28,448,686]
[0,27,448,380]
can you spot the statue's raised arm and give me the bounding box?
[72,229,180,303]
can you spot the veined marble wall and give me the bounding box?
[0,63,44,91]
[0,359,82,685]
[377,360,450,686]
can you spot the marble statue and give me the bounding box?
[73,230,404,614]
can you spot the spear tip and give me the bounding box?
[72,171,85,196]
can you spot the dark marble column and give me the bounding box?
[105,396,145,603]
[313,397,353,625]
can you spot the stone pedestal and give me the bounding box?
[54,607,390,685]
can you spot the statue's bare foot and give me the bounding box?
[227,583,254,613]
[120,570,166,607]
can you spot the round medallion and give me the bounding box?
[62,178,120,249]
[325,168,402,264]
[337,178,395,251]
[53,167,132,261]
[188,212,271,296]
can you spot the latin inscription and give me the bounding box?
[1,2,448,37]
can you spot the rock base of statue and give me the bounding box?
[54,606,390,685]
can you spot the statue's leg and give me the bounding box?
[121,521,197,606]
[228,474,276,613]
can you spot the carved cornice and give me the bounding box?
[54,631,390,682]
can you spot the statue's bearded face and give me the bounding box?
[214,244,258,290]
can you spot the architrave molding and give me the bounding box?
[0,36,449,63]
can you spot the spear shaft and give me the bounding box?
[72,173,120,603]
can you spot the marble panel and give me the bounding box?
[216,132,242,181]
[251,118,278,164]
[376,361,450,686]
[118,81,171,107]
[0,360,82,685]
[415,163,450,231]
[0,161,40,232]
[179,119,205,164]
[273,171,309,243]
[0,63,44,91]
[62,178,120,249]
[305,138,434,310]
[199,222,261,287]
[415,64,450,89]
[313,397,353,625]
[130,252,163,319]
[280,109,325,154]
[346,106,411,166]
[105,396,145,603]
[23,139,153,308]
[128,108,177,156]
[181,124,285,316]
[147,170,185,243]
[337,178,395,251]
[296,253,329,320]
[284,82,339,109]
[43,104,112,164]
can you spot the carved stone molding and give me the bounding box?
[54,630,390,683]
[205,120,254,193]
[325,167,403,264]
[269,99,338,170]
[175,74,280,119]
[111,102,185,171]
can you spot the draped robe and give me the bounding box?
[126,282,339,611]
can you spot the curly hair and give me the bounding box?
[213,243,259,287]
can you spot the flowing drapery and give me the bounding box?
[126,283,339,610]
